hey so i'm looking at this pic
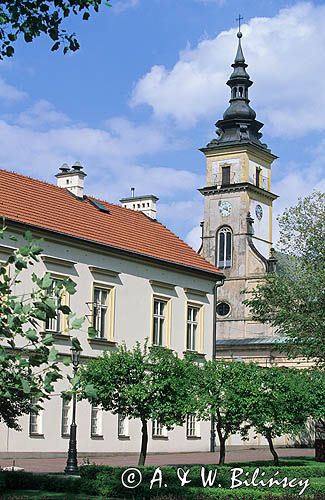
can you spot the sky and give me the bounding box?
[0,0,324,250]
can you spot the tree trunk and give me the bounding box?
[138,419,148,466]
[266,431,279,465]
[216,417,226,465]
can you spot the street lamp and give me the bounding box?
[64,346,81,475]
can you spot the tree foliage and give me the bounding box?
[79,343,195,465]
[0,228,80,429]
[0,0,110,59]
[194,360,260,465]
[247,367,311,465]
[244,191,325,364]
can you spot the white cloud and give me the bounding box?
[132,2,325,137]
[0,77,27,102]
[186,225,202,251]
[0,107,197,204]
[113,0,140,13]
[16,100,70,128]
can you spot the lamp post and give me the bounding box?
[64,346,80,475]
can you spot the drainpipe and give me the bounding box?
[210,277,225,453]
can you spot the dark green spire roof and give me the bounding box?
[202,30,271,153]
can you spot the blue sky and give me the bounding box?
[0,0,324,248]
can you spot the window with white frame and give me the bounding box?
[152,299,167,346]
[186,305,200,351]
[186,414,200,438]
[29,399,42,436]
[92,287,110,338]
[217,227,232,269]
[152,420,167,438]
[118,414,129,437]
[61,397,72,436]
[45,279,62,333]
[91,404,103,437]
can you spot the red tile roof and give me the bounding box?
[0,169,222,277]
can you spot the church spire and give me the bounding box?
[202,26,271,153]
[223,29,256,121]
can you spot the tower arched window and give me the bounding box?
[239,87,243,97]
[216,227,232,269]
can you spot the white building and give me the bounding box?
[0,165,224,456]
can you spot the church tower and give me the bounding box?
[199,29,278,360]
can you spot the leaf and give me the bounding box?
[42,334,54,346]
[25,329,38,342]
[82,12,90,20]
[84,384,97,399]
[71,336,82,352]
[22,379,31,394]
[59,305,71,315]
[48,346,58,363]
[70,317,84,331]
[88,326,97,338]
[51,41,60,51]
[41,274,53,290]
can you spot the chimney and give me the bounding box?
[56,162,87,198]
[120,190,159,220]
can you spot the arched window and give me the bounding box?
[216,227,232,268]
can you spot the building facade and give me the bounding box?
[0,167,223,455]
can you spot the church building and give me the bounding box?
[199,29,284,366]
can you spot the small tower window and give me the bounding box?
[221,166,231,186]
[217,227,232,269]
[255,167,261,188]
[233,87,237,98]
[239,87,243,97]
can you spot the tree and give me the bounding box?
[195,360,259,465]
[248,367,310,465]
[244,191,325,364]
[80,343,195,465]
[0,228,82,429]
[0,0,110,59]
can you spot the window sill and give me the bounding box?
[29,433,44,439]
[88,338,117,347]
[61,434,70,439]
[186,436,201,440]
[91,435,104,440]
[152,436,168,440]
[118,435,130,440]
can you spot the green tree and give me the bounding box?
[0,228,81,429]
[195,360,259,465]
[244,191,325,364]
[80,343,195,465]
[305,368,325,437]
[248,367,310,465]
[0,0,110,59]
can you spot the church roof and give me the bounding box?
[202,30,273,154]
[0,169,222,278]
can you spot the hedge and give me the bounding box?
[78,464,325,498]
[0,463,324,499]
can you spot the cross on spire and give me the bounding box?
[236,14,243,33]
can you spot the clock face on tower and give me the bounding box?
[218,200,232,217]
[255,204,263,221]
